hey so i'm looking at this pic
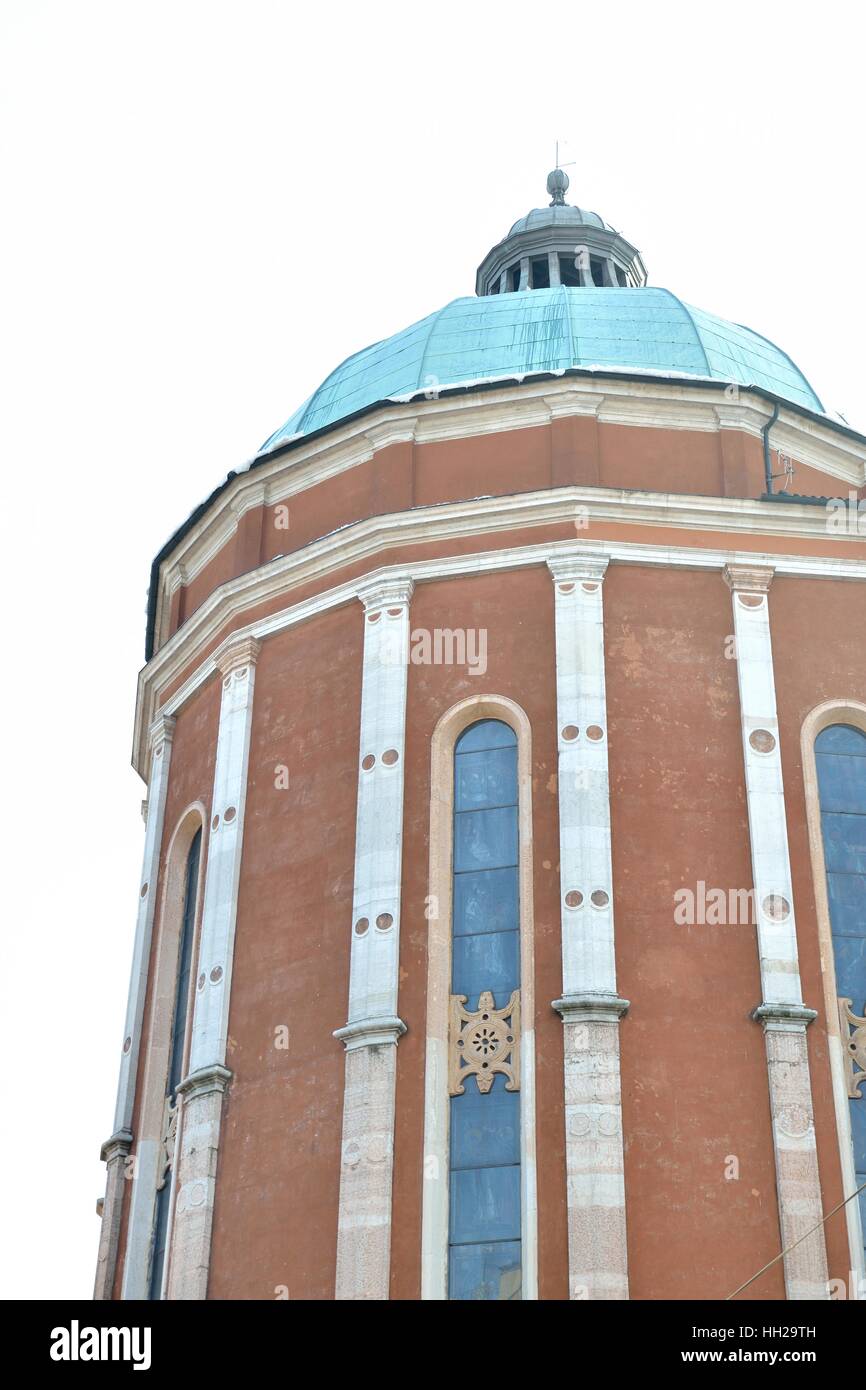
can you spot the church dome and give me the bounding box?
[506,204,614,235]
[259,286,824,454]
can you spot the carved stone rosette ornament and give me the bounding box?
[839,997,866,1099]
[449,990,520,1096]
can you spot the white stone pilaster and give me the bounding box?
[166,634,260,1300]
[334,575,412,1300]
[725,564,829,1300]
[547,554,630,1300]
[96,713,175,1301]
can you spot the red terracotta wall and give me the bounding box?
[207,605,362,1299]
[605,566,786,1300]
[165,421,853,646]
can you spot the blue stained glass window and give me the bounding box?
[815,725,866,1262]
[449,721,521,1300]
[149,827,201,1300]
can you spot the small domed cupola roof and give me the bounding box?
[475,168,647,296]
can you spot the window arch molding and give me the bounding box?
[123,802,207,1300]
[421,695,538,1300]
[801,699,866,1290]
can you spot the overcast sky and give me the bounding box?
[1,1,863,1300]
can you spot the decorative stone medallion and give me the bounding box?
[839,996,866,1099]
[449,989,520,1096]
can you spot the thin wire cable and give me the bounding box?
[726,1179,866,1300]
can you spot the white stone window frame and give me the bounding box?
[122,802,207,1301]
[421,694,538,1301]
[801,698,866,1294]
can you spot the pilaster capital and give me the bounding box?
[100,1129,133,1164]
[752,1001,818,1033]
[176,1062,233,1101]
[213,634,262,678]
[356,574,415,612]
[723,563,775,595]
[148,713,176,758]
[547,552,610,585]
[333,1015,407,1051]
[552,993,630,1024]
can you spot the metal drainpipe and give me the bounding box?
[763,400,780,495]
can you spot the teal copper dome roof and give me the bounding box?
[259,286,824,454]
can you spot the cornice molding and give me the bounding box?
[151,377,866,648]
[134,525,866,783]
[132,494,866,778]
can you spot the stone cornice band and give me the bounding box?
[135,530,866,778]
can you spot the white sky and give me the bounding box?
[1,1,863,1299]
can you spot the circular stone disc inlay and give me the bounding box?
[749,729,776,754]
[762,894,791,921]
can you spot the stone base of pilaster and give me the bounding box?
[93,1131,132,1300]
[166,1064,232,1301]
[755,1005,829,1301]
[334,1029,403,1300]
[554,995,630,1300]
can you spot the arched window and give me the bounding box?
[815,724,866,1266]
[448,720,521,1300]
[148,826,201,1299]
